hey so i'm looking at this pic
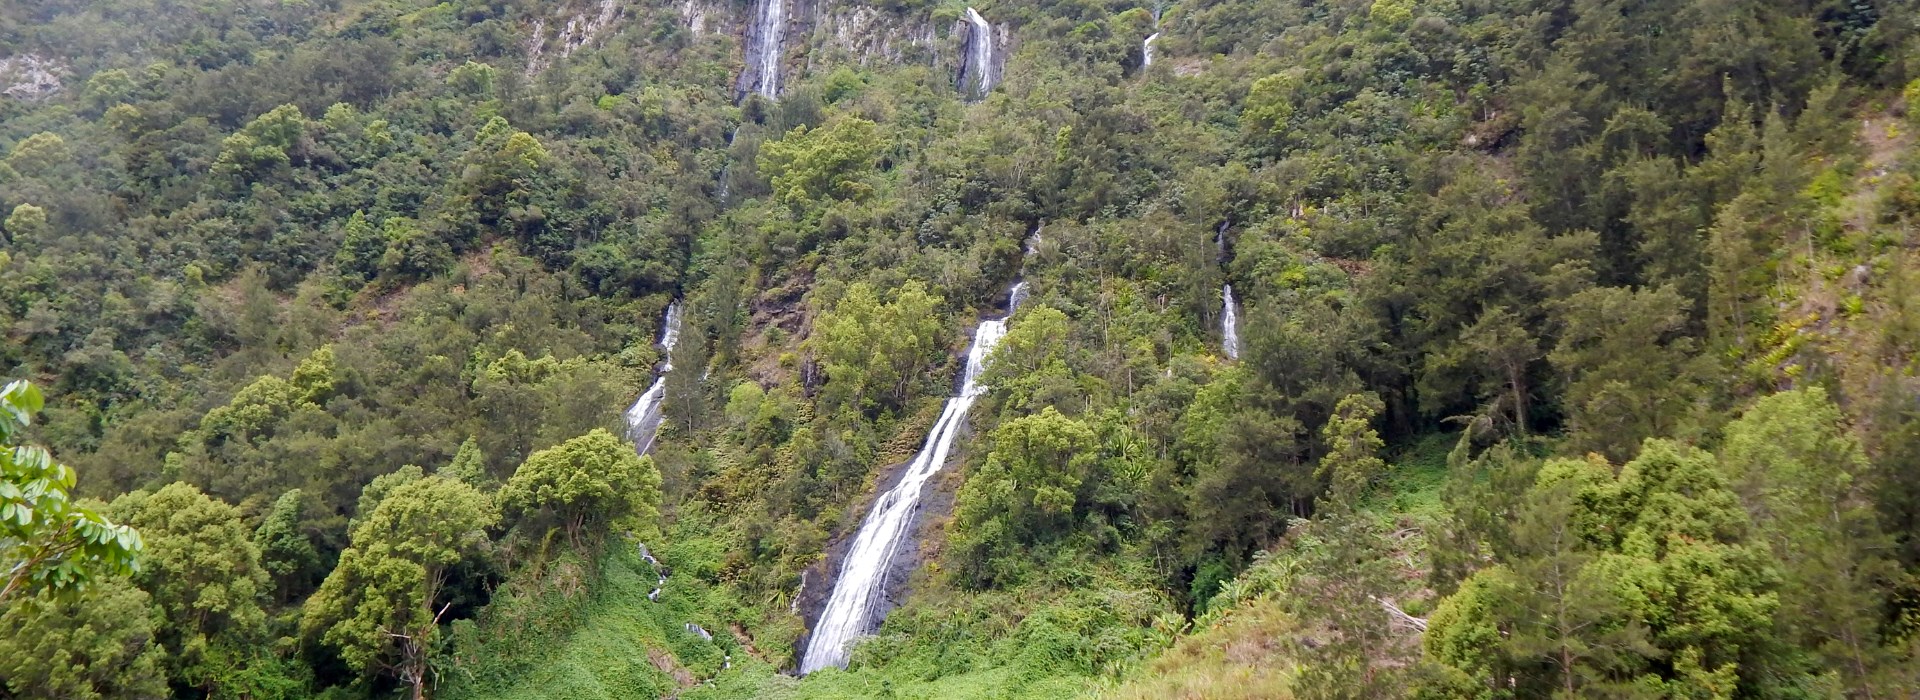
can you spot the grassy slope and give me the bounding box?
[1089,433,1454,700]
[441,537,738,700]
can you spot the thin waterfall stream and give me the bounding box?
[798,280,1028,674]
[1222,284,1240,360]
[624,301,682,456]
[1218,221,1239,360]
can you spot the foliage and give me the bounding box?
[0,577,167,699]
[254,488,321,604]
[0,380,141,603]
[303,475,496,698]
[807,281,946,416]
[1318,393,1386,508]
[109,481,276,694]
[950,407,1100,585]
[497,429,663,548]
[1422,441,1784,696]
[758,117,885,210]
[2,0,1919,695]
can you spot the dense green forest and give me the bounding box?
[3,0,1920,697]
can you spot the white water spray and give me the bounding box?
[744,0,786,98]
[1143,32,1160,67]
[961,8,997,98]
[625,301,683,455]
[798,282,1023,673]
[1221,284,1240,360]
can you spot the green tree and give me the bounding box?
[758,116,884,209]
[1457,307,1542,435]
[108,482,274,695]
[1422,565,1521,698]
[1423,441,1783,696]
[0,577,167,700]
[302,475,496,700]
[335,211,386,283]
[1317,392,1386,509]
[450,118,551,240]
[808,281,945,415]
[1549,285,1699,461]
[254,489,320,604]
[355,465,424,526]
[983,304,1078,413]
[210,105,310,182]
[377,217,452,282]
[950,408,1100,585]
[442,437,490,490]
[497,429,663,548]
[3,203,48,245]
[1,380,142,603]
[7,131,71,176]
[1718,389,1896,694]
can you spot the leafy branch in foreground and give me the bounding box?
[0,379,142,604]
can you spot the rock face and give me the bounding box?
[524,0,627,74]
[805,2,940,72]
[0,55,65,100]
[523,0,1008,103]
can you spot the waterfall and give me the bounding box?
[624,301,683,455]
[798,281,1022,674]
[1143,32,1160,67]
[742,0,786,98]
[960,8,996,99]
[1221,284,1240,360]
[1007,280,1030,316]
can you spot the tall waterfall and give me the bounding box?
[960,8,997,99]
[624,301,683,455]
[742,0,786,98]
[1221,284,1240,360]
[798,281,1025,674]
[1143,32,1160,67]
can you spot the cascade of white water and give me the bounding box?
[798,282,1022,674]
[1221,284,1240,360]
[961,8,996,98]
[1143,32,1160,66]
[744,0,785,98]
[624,301,683,455]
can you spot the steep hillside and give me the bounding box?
[1,0,1919,698]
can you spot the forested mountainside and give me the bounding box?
[3,0,1920,697]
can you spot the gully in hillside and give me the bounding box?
[798,280,1028,673]
[624,301,683,456]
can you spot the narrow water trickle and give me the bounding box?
[798,281,1025,674]
[1221,284,1240,360]
[624,301,682,456]
[1217,221,1239,359]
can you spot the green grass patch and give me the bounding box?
[440,540,736,700]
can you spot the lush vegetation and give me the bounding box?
[3,0,1920,697]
